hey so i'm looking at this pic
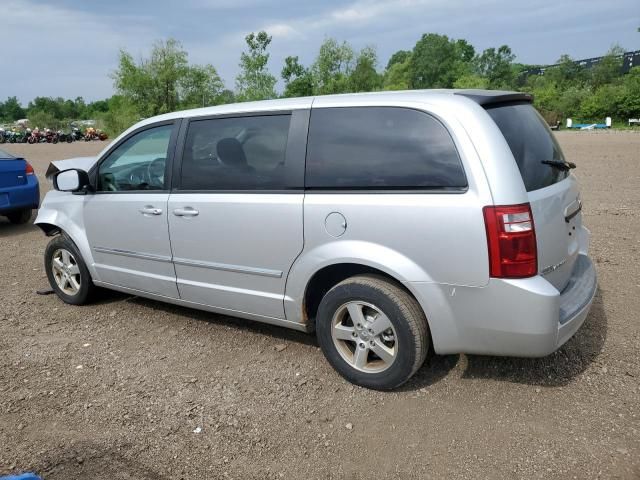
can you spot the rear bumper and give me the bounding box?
[0,177,40,213]
[557,254,597,348]
[409,254,597,357]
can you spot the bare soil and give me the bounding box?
[1,132,639,479]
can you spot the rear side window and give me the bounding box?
[486,103,568,192]
[305,107,466,189]
[180,115,291,190]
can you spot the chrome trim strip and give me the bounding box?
[92,280,310,332]
[541,258,567,276]
[93,246,172,263]
[173,257,283,278]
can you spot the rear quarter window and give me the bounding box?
[486,102,569,192]
[305,107,467,190]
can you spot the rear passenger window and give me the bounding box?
[180,115,291,190]
[305,107,466,189]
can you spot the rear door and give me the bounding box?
[84,122,179,297]
[167,110,308,319]
[486,103,580,290]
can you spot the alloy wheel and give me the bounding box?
[331,301,398,373]
[51,248,81,296]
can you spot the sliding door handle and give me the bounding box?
[139,206,163,216]
[173,207,199,217]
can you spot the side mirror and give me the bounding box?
[53,169,92,194]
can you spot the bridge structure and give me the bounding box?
[522,50,640,77]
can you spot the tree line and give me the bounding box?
[1,32,638,135]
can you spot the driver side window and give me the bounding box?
[98,125,173,192]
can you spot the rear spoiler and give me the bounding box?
[455,90,533,106]
[0,148,23,161]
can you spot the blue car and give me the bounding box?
[0,148,39,224]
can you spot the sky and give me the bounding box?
[1,0,638,104]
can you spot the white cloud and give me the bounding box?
[1,0,638,103]
[263,23,301,39]
[0,0,158,102]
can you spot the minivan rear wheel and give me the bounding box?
[45,235,96,305]
[316,275,429,390]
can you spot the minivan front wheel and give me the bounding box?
[45,235,95,305]
[316,275,429,390]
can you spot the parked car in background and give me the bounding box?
[35,90,597,390]
[0,148,39,224]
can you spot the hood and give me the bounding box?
[45,156,97,179]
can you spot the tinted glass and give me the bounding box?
[486,103,569,192]
[98,125,172,191]
[305,107,466,189]
[180,115,291,190]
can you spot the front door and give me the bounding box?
[84,122,179,298]
[168,112,306,319]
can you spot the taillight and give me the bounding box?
[483,203,537,278]
[25,162,35,175]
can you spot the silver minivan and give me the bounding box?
[37,90,597,390]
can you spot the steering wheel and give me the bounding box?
[147,157,166,188]
[101,173,118,192]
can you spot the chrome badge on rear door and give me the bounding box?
[541,258,567,276]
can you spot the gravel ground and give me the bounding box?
[0,132,638,479]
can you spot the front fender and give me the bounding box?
[35,191,98,280]
[284,240,435,324]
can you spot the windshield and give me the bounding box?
[486,102,569,192]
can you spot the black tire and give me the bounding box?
[44,234,96,305]
[6,209,32,224]
[316,275,430,390]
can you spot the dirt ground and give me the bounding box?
[1,132,638,480]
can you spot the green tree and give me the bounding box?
[312,38,355,94]
[236,31,277,101]
[618,67,640,118]
[409,33,474,88]
[148,39,189,112]
[113,49,156,116]
[349,46,382,92]
[98,95,141,136]
[474,45,515,88]
[28,110,59,130]
[0,97,26,121]
[386,50,411,70]
[217,89,237,105]
[453,74,488,89]
[544,54,588,88]
[383,56,411,90]
[113,38,224,116]
[180,64,225,108]
[590,45,624,88]
[281,56,314,97]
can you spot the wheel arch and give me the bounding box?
[36,222,61,236]
[303,263,418,327]
[35,205,98,280]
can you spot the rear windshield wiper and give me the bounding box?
[541,160,576,171]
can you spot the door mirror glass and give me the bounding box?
[54,169,90,192]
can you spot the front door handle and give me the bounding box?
[139,206,163,216]
[173,207,199,217]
